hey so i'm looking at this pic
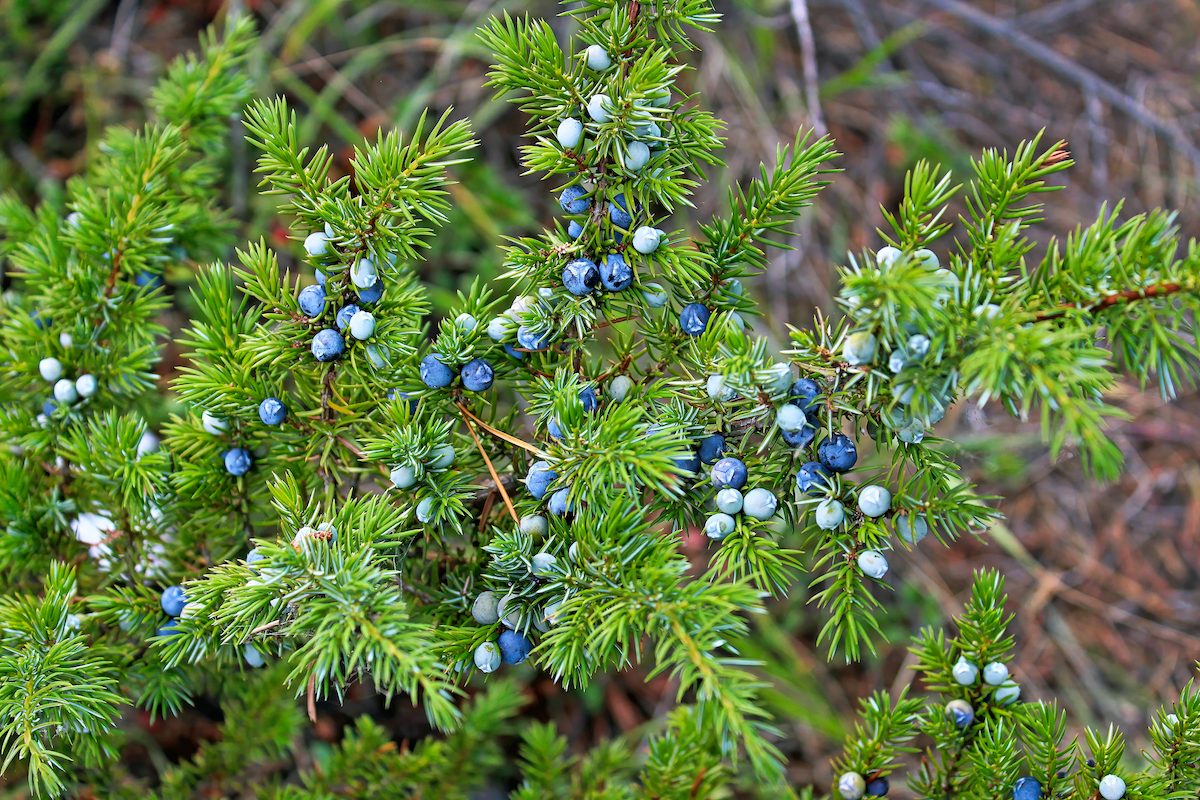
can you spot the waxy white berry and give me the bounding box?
[39,357,63,383]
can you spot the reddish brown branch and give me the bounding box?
[1035,282,1185,322]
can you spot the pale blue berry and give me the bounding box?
[914,248,939,269]
[455,313,477,332]
[642,282,669,307]
[994,680,1021,705]
[519,515,548,536]
[472,591,500,624]
[517,326,552,351]
[983,661,1009,686]
[304,231,330,257]
[556,117,584,149]
[416,497,435,523]
[430,444,455,470]
[350,257,377,289]
[390,465,417,489]
[497,594,521,629]
[531,552,557,576]
[586,93,612,122]
[474,641,501,673]
[706,374,735,402]
[952,657,978,685]
[704,513,736,540]
[53,379,77,404]
[223,447,252,476]
[585,44,611,70]
[487,316,514,342]
[842,331,878,366]
[857,549,888,579]
[1098,775,1126,800]
[624,141,650,172]
[776,404,808,433]
[243,644,266,668]
[814,499,845,530]
[365,343,386,369]
[75,374,97,398]
[348,309,376,340]
[609,374,633,402]
[742,488,777,520]
[38,357,62,382]
[858,485,892,518]
[838,772,866,800]
[875,246,902,267]
[715,488,744,514]
[632,226,663,254]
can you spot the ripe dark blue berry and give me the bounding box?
[599,253,633,291]
[298,284,326,317]
[795,461,831,495]
[498,629,533,664]
[160,585,187,617]
[357,280,383,304]
[781,423,816,449]
[223,447,253,476]
[866,777,889,796]
[420,354,455,388]
[567,220,584,239]
[562,258,601,295]
[559,185,590,214]
[1012,776,1042,800]
[335,303,360,331]
[609,194,632,228]
[258,397,287,425]
[526,461,557,499]
[547,418,564,439]
[818,433,857,473]
[311,329,345,362]
[579,386,599,412]
[461,358,495,392]
[679,303,710,336]
[548,487,573,516]
[710,457,747,490]
[674,452,701,476]
[789,378,820,414]
[698,433,726,464]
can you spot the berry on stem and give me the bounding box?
[472,591,500,624]
[298,284,326,317]
[584,44,611,70]
[599,253,632,291]
[679,303,710,336]
[498,629,533,664]
[348,310,376,340]
[710,457,747,490]
[742,488,778,520]
[837,772,866,800]
[814,499,845,530]
[715,488,744,514]
[795,461,832,495]
[818,433,857,473]
[865,777,889,797]
[559,184,591,214]
[632,226,663,254]
[1098,775,1126,800]
[461,358,495,392]
[609,194,632,228]
[223,447,252,476]
[474,641,501,673]
[857,550,888,579]
[160,586,187,617]
[983,661,1009,686]
[704,513,736,540]
[857,485,892,517]
[311,329,345,362]
[39,357,63,382]
[525,461,557,499]
[1012,776,1041,800]
[303,230,330,257]
[390,465,417,489]
[952,657,979,685]
[556,117,583,149]
[258,397,287,425]
[946,699,975,728]
[698,434,726,464]
[420,354,455,388]
[562,258,601,295]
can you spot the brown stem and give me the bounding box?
[1034,281,1186,321]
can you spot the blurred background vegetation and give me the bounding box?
[1,0,1198,794]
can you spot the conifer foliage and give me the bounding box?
[1,2,1198,796]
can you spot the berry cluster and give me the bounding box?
[702,456,778,539]
[35,356,98,423]
[836,771,890,799]
[297,225,388,365]
[468,545,563,675]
